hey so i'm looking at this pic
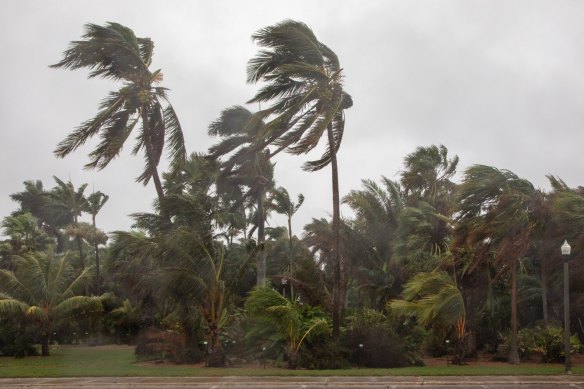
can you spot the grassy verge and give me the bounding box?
[0,346,581,377]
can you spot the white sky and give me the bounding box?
[1,0,583,236]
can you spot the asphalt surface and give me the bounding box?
[1,376,584,389]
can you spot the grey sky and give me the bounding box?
[1,0,583,236]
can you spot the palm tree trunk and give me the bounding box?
[509,258,520,364]
[327,124,342,340]
[92,215,101,294]
[40,331,50,356]
[140,107,166,209]
[287,215,294,299]
[257,186,266,286]
[541,255,549,327]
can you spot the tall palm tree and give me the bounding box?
[454,165,537,364]
[87,191,109,292]
[208,106,275,286]
[0,250,101,356]
[51,22,186,204]
[247,19,353,339]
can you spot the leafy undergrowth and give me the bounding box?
[0,345,582,377]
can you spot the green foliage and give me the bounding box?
[346,308,424,367]
[503,325,582,362]
[245,287,330,368]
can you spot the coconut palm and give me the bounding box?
[454,165,537,364]
[208,106,275,286]
[51,22,186,204]
[247,19,353,338]
[0,250,101,356]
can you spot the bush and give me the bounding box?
[345,309,424,368]
[502,325,582,362]
[0,319,38,358]
[523,325,582,363]
[134,327,188,363]
[300,340,350,369]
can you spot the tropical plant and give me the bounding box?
[0,249,102,356]
[247,20,353,338]
[208,106,275,286]
[51,22,186,205]
[1,213,52,255]
[344,177,404,308]
[388,271,466,362]
[454,165,537,364]
[49,177,89,267]
[245,287,329,368]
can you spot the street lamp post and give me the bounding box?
[561,240,572,374]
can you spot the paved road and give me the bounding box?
[1,376,584,389]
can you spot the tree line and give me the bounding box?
[1,20,583,368]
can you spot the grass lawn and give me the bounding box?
[0,345,582,378]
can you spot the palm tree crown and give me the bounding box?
[51,22,185,202]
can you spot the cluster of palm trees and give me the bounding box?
[0,177,108,355]
[1,20,583,368]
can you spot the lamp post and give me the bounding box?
[561,240,571,374]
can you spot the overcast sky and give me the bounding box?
[1,0,583,237]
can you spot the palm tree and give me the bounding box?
[388,271,466,363]
[1,213,52,255]
[51,22,186,205]
[396,145,458,273]
[49,177,89,267]
[247,20,353,339]
[245,287,329,369]
[343,177,404,308]
[454,165,537,364]
[10,180,67,251]
[0,250,101,356]
[208,106,275,286]
[87,191,109,292]
[269,186,304,294]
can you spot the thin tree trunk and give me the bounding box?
[288,215,294,299]
[40,333,50,356]
[509,258,520,364]
[327,124,341,340]
[140,107,166,212]
[541,255,549,327]
[92,214,101,294]
[257,186,266,286]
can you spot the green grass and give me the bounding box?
[0,346,581,378]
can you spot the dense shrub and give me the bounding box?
[300,340,350,369]
[501,325,582,362]
[134,327,188,363]
[0,319,38,358]
[346,309,424,367]
[520,325,582,362]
